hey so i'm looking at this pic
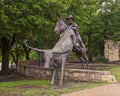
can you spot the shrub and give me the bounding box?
[94,56,109,63]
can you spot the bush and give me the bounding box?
[94,56,109,63]
[68,52,76,59]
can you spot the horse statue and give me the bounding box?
[24,18,88,86]
[54,18,88,69]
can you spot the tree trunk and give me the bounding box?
[1,35,15,74]
[88,32,92,62]
[10,52,18,67]
[25,51,30,60]
[10,44,21,66]
[99,41,104,56]
[1,50,10,74]
[22,44,31,60]
[1,37,10,74]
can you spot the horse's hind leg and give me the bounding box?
[78,56,88,69]
[81,62,85,69]
[51,68,56,85]
[79,57,85,69]
[82,54,89,69]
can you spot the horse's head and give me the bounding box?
[54,18,68,33]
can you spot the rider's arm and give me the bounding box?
[71,26,77,30]
[71,23,78,31]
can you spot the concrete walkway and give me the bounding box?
[61,83,120,96]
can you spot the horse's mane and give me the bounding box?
[56,28,75,46]
[55,18,76,43]
[54,18,68,33]
[53,18,77,52]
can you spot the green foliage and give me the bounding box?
[0,0,120,72]
[29,51,38,60]
[98,1,120,41]
[0,0,119,50]
[94,56,109,63]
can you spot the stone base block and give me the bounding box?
[17,63,117,83]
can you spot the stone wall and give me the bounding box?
[104,40,120,62]
[17,63,117,83]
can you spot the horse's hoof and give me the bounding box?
[50,82,54,85]
[50,84,54,86]
[50,82,54,86]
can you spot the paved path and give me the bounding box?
[61,83,120,96]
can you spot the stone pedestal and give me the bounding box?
[17,63,117,83]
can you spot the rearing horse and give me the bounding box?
[54,18,88,69]
[25,18,88,85]
[25,18,77,85]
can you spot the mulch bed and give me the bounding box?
[0,70,35,82]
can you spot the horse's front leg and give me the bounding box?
[59,57,66,86]
[51,68,56,85]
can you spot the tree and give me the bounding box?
[93,0,120,56]
[0,0,40,74]
[0,0,70,74]
[1,0,120,74]
[65,0,103,61]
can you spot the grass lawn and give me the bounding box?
[0,80,106,96]
[108,66,120,82]
[0,65,120,96]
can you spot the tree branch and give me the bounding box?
[9,34,16,49]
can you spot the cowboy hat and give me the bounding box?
[66,15,74,19]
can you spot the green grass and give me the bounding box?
[0,80,50,87]
[108,66,120,82]
[0,80,50,96]
[0,80,106,96]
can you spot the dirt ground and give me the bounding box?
[0,70,34,82]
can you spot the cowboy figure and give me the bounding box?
[66,15,86,54]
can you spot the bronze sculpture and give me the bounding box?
[24,18,88,85]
